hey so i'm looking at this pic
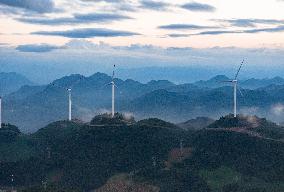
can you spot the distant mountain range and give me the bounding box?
[0,72,34,95]
[2,72,284,132]
[194,75,284,89]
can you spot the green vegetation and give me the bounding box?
[200,166,242,191]
[90,113,135,125]
[0,114,284,191]
[137,118,178,129]
[200,166,284,192]
[208,114,284,140]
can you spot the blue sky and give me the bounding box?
[0,0,284,83]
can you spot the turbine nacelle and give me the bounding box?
[221,80,237,83]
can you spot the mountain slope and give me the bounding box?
[0,115,283,191]
[2,73,176,132]
[4,72,284,133]
[177,117,215,130]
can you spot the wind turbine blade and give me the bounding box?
[238,86,244,97]
[234,59,244,80]
[112,64,116,79]
[219,80,234,83]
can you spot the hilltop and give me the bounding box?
[90,113,135,126]
[177,117,215,130]
[208,114,284,140]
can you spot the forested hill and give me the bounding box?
[0,114,283,192]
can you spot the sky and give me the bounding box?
[1,0,284,48]
[1,0,284,83]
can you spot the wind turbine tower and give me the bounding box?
[68,88,72,121]
[52,76,83,121]
[109,65,117,118]
[222,60,244,118]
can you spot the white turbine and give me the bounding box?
[67,88,72,121]
[52,77,82,121]
[0,96,2,128]
[108,65,117,118]
[222,60,244,118]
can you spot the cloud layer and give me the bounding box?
[139,0,170,11]
[0,0,55,13]
[217,19,284,27]
[159,24,219,30]
[32,28,140,38]
[16,44,62,53]
[18,13,132,25]
[196,25,284,35]
[181,2,216,12]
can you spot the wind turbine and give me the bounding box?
[67,88,72,121]
[52,77,82,121]
[108,65,117,118]
[222,60,244,118]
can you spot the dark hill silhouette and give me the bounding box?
[0,123,21,143]
[0,115,283,191]
[178,117,215,130]
[90,113,135,125]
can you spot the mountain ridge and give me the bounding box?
[3,72,284,132]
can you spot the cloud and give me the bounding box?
[197,30,240,35]
[216,19,284,27]
[158,24,219,30]
[270,103,284,116]
[245,25,284,33]
[0,0,55,13]
[80,0,122,2]
[140,0,170,11]
[167,33,190,38]
[74,12,131,22]
[32,28,140,38]
[195,25,284,35]
[79,0,137,12]
[18,13,132,25]
[181,2,216,12]
[16,44,62,53]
